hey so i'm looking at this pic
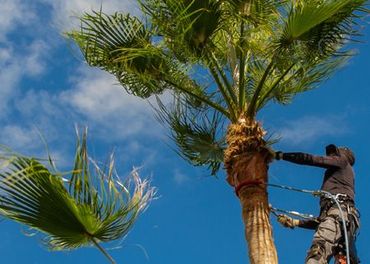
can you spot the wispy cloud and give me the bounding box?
[0,1,49,114]
[173,169,190,185]
[0,0,159,170]
[0,125,40,150]
[1,63,162,169]
[24,41,50,76]
[60,66,162,141]
[0,48,21,117]
[0,123,72,169]
[0,0,35,41]
[42,0,140,31]
[0,41,49,118]
[276,115,349,146]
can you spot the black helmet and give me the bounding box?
[338,147,355,166]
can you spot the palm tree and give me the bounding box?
[0,130,155,264]
[67,1,368,263]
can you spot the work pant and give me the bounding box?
[305,206,347,264]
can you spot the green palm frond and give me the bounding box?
[140,0,223,59]
[244,0,368,117]
[257,55,349,109]
[278,0,367,57]
[0,130,155,263]
[155,98,225,175]
[68,11,171,98]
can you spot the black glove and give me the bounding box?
[274,151,283,160]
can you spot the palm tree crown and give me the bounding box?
[68,0,368,175]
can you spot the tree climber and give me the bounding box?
[274,144,360,264]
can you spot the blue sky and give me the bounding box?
[0,1,369,263]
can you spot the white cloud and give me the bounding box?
[0,41,49,118]
[15,89,70,133]
[43,0,140,31]
[277,115,349,146]
[24,41,49,76]
[0,1,49,118]
[0,53,21,116]
[0,123,75,169]
[0,48,11,61]
[173,169,190,185]
[0,0,157,168]
[3,63,163,168]
[0,125,41,151]
[0,0,35,41]
[60,66,162,141]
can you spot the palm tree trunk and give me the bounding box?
[224,118,278,264]
[236,155,278,263]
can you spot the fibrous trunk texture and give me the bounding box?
[224,117,278,264]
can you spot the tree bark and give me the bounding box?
[235,154,278,264]
[224,117,278,264]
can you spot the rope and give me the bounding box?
[270,206,316,220]
[268,183,323,196]
[267,183,351,264]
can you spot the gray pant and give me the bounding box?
[305,207,348,264]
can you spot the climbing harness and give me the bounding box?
[267,182,358,264]
[233,180,359,263]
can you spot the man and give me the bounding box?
[275,144,360,264]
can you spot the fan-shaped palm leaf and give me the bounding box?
[68,11,171,98]
[0,131,155,264]
[278,0,366,57]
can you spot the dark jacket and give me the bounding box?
[281,152,355,230]
[281,152,355,201]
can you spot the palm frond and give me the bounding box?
[0,131,155,263]
[140,0,223,59]
[67,11,170,98]
[68,10,230,117]
[243,0,368,117]
[257,55,349,109]
[278,0,367,58]
[155,97,226,175]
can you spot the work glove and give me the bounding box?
[277,214,300,229]
[274,151,284,160]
